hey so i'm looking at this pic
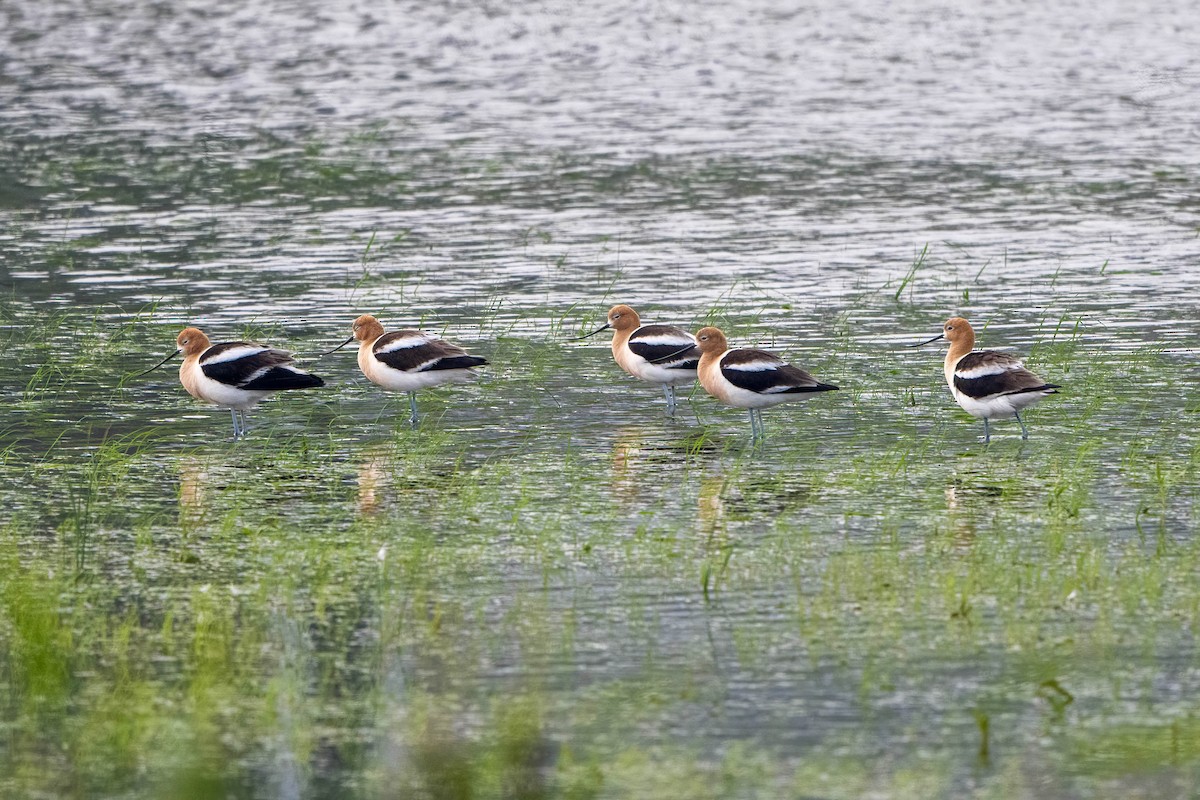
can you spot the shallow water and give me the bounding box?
[1,0,1199,798]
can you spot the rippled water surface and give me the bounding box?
[2,0,1199,798]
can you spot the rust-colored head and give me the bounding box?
[351,314,386,342]
[176,327,211,356]
[605,305,642,332]
[695,326,728,355]
[941,317,976,347]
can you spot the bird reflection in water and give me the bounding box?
[943,475,1003,549]
[698,474,731,540]
[357,444,395,516]
[177,457,210,527]
[608,427,658,502]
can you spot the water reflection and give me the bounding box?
[608,427,653,501]
[178,457,210,526]
[357,444,393,516]
[698,473,730,540]
[606,422,720,489]
[943,482,977,549]
[945,473,1008,548]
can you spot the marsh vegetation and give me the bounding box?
[2,0,1199,797]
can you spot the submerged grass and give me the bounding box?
[0,285,1198,799]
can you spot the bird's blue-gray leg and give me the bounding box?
[749,409,765,442]
[982,418,991,444]
[1015,411,1029,440]
[408,391,419,427]
[662,384,676,415]
[229,409,240,439]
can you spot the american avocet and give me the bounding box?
[912,316,1061,443]
[575,304,699,415]
[137,327,325,439]
[694,326,838,441]
[324,314,487,426]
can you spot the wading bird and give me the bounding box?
[575,304,699,415]
[911,316,1060,443]
[694,325,838,441]
[137,327,324,439]
[325,314,487,426]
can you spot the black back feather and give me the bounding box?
[720,350,838,394]
[373,331,487,373]
[954,372,1059,399]
[200,342,323,390]
[628,326,700,369]
[240,367,325,391]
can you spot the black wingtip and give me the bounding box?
[241,369,325,391]
[1018,383,1061,394]
[783,382,839,394]
[282,373,325,390]
[429,355,488,371]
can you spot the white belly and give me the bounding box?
[180,361,269,410]
[614,342,697,386]
[951,387,1047,420]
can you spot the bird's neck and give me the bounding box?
[944,337,975,389]
[944,335,975,369]
[611,327,632,352]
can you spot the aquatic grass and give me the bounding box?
[892,242,931,302]
[2,277,1200,799]
[364,690,612,800]
[469,294,523,339]
[2,431,1200,800]
[0,549,75,715]
[10,303,167,430]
